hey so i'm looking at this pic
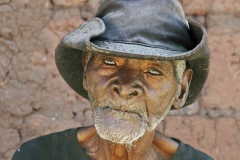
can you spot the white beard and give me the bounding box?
[93,107,148,144]
[89,98,174,145]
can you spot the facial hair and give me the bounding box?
[89,96,175,145]
[92,100,148,145]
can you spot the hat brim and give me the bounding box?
[55,18,210,108]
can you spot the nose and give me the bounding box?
[111,79,144,99]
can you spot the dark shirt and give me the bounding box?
[12,128,213,160]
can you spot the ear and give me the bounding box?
[82,52,90,91]
[172,69,193,109]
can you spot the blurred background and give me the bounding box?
[0,0,239,159]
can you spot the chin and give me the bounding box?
[93,107,148,144]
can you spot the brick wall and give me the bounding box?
[0,0,239,159]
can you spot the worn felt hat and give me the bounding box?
[55,0,210,108]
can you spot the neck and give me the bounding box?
[77,125,178,160]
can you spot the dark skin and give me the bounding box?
[77,53,193,160]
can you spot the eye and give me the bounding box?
[104,58,116,65]
[148,68,162,75]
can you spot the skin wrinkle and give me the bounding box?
[86,52,186,84]
[147,88,176,132]
[83,54,185,146]
[78,52,194,159]
[143,77,172,131]
[143,69,177,123]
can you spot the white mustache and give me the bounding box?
[98,100,147,118]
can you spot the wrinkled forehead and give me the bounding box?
[87,53,173,68]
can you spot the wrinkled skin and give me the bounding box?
[77,53,192,160]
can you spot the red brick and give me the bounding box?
[213,117,239,160]
[210,0,240,16]
[164,116,216,157]
[180,0,210,16]
[202,15,240,109]
[164,116,239,159]
[0,0,10,4]
[52,0,87,7]
[0,128,20,154]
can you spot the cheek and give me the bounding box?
[149,79,173,97]
[146,80,177,114]
[86,72,112,102]
[86,66,100,90]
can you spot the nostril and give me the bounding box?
[113,87,120,94]
[130,91,138,96]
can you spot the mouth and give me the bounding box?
[100,106,143,118]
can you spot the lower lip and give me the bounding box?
[99,107,142,119]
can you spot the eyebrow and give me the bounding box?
[156,60,173,72]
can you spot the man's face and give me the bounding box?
[83,54,179,144]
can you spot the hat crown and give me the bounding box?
[94,0,195,52]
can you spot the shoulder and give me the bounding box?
[172,139,214,160]
[12,128,78,160]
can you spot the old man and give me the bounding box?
[13,0,213,159]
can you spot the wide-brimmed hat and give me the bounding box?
[55,0,210,108]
